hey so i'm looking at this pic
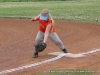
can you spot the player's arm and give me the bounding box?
[30,14,40,21]
[43,24,51,43]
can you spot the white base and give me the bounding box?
[48,52,64,56]
[48,52,85,58]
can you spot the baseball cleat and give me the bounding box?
[33,53,38,58]
[62,48,68,53]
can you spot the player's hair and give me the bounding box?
[48,13,55,33]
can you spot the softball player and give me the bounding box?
[30,9,68,58]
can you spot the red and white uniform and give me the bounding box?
[32,15,56,32]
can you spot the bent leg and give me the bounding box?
[49,32,65,50]
[34,31,44,45]
[49,32,68,53]
[33,31,44,58]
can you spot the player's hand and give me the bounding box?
[30,18,35,21]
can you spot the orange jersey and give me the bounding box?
[35,15,56,32]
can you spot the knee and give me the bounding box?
[35,38,43,45]
[55,40,62,45]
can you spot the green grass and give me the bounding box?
[36,69,99,75]
[0,0,100,24]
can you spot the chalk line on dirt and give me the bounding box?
[0,48,100,75]
[0,54,66,75]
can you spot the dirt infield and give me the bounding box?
[0,18,100,75]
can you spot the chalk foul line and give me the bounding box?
[0,54,66,75]
[0,48,100,75]
[80,48,100,55]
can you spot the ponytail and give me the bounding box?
[48,13,55,33]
